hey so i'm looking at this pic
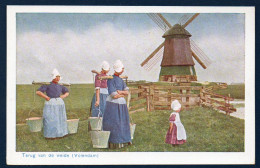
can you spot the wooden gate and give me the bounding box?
[128,87,149,113]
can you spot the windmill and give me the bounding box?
[141,13,211,83]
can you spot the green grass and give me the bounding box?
[16,84,244,152]
[214,84,245,99]
[16,84,94,123]
[17,107,244,152]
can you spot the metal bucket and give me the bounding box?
[88,117,102,131]
[26,117,43,132]
[90,131,110,148]
[130,123,136,140]
[67,119,79,134]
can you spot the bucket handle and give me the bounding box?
[127,92,134,124]
[96,106,103,131]
[28,83,38,119]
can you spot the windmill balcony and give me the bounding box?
[159,75,197,83]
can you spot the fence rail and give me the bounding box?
[128,83,236,115]
[128,87,149,114]
[200,87,236,115]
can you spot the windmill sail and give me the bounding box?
[142,13,211,74]
[182,13,200,28]
[142,47,164,71]
[190,39,212,68]
[147,13,170,32]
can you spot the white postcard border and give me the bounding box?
[7,6,255,165]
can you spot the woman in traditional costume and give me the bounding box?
[90,61,110,117]
[36,69,69,139]
[102,60,132,148]
[165,100,187,145]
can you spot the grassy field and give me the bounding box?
[17,107,244,152]
[214,84,245,99]
[16,84,244,152]
[16,84,94,124]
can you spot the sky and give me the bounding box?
[16,12,245,84]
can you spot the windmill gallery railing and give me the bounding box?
[128,83,236,115]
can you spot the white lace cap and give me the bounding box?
[113,60,124,73]
[171,100,181,111]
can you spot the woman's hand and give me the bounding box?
[60,92,69,99]
[95,100,100,107]
[60,95,66,99]
[45,96,50,101]
[113,94,125,99]
[117,90,128,95]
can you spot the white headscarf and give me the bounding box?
[101,61,110,71]
[51,68,62,80]
[171,100,181,111]
[113,60,124,73]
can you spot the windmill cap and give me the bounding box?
[163,24,191,38]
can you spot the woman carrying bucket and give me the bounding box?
[36,69,69,139]
[90,61,110,117]
[102,60,132,149]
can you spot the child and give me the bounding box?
[165,100,187,146]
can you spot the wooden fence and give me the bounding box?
[128,83,236,115]
[148,85,202,110]
[128,87,149,114]
[200,88,236,115]
[129,84,202,111]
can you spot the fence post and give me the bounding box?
[150,84,154,111]
[186,88,190,109]
[146,87,150,112]
[199,87,204,106]
[168,88,171,110]
[138,85,141,97]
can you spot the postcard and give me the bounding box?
[7,6,255,165]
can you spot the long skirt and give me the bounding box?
[165,123,186,145]
[103,96,131,144]
[91,92,108,117]
[43,98,68,138]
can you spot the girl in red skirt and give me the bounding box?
[165,100,187,146]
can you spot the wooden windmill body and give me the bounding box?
[160,24,196,82]
[141,14,211,83]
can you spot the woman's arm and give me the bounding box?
[60,92,69,99]
[117,90,129,95]
[91,70,101,75]
[169,122,173,133]
[113,94,125,99]
[95,89,100,106]
[36,91,50,101]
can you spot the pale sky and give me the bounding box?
[16,13,245,84]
